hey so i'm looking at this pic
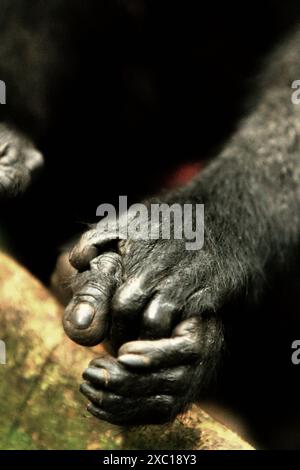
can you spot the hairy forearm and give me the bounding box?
[154,31,300,303]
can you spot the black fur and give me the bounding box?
[2,0,300,447]
[68,25,300,429]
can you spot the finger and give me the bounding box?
[81,386,176,425]
[118,317,203,369]
[140,294,180,339]
[69,209,138,272]
[110,274,160,348]
[63,252,122,346]
[69,220,123,272]
[85,404,117,425]
[83,361,190,396]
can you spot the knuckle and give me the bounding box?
[69,235,99,270]
[89,354,113,369]
[113,276,152,313]
[112,284,134,314]
[90,252,122,278]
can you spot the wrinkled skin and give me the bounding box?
[62,207,229,424]
[63,27,300,425]
[0,124,43,198]
[61,174,260,424]
[80,316,220,426]
[2,0,300,431]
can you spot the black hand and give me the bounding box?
[80,316,223,425]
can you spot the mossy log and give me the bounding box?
[0,252,253,450]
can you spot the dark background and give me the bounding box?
[1,1,300,448]
[1,1,300,281]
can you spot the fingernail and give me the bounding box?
[83,367,110,386]
[69,244,98,271]
[70,303,95,329]
[118,354,150,368]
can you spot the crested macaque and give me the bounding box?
[2,0,300,448]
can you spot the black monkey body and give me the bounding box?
[2,0,300,448]
[66,27,300,431]
[0,1,298,278]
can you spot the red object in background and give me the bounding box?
[164,162,203,188]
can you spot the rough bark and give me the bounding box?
[0,251,253,450]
